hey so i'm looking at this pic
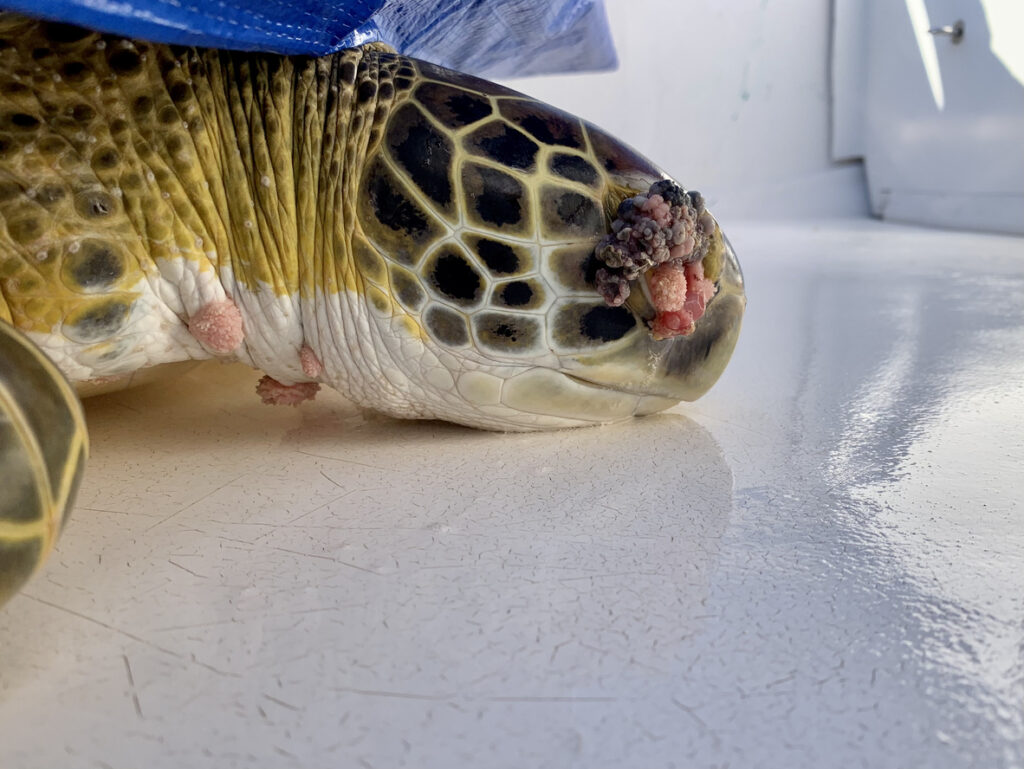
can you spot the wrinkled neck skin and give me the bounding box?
[134,44,420,415]
[204,48,409,410]
[206,48,498,423]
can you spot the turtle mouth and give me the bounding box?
[560,371,680,417]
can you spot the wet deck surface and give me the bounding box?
[2,219,1022,768]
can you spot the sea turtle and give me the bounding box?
[0,12,745,604]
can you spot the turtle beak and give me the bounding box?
[564,231,746,403]
[649,233,745,399]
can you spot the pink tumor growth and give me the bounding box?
[256,375,321,406]
[299,344,323,378]
[189,299,245,354]
[648,260,717,340]
[594,179,718,339]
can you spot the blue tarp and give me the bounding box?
[0,0,616,76]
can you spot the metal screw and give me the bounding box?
[928,20,965,44]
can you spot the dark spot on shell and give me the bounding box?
[425,305,469,347]
[551,302,640,352]
[158,105,179,124]
[378,82,394,100]
[1,81,29,96]
[465,122,538,171]
[387,103,453,210]
[132,95,153,116]
[61,61,88,81]
[325,75,342,120]
[548,244,600,291]
[370,290,392,315]
[94,341,130,363]
[43,22,91,44]
[110,118,129,136]
[166,134,186,154]
[74,190,117,219]
[0,539,43,605]
[0,181,24,203]
[550,154,600,187]
[31,47,53,61]
[38,136,65,156]
[352,239,385,282]
[586,122,662,181]
[417,61,518,97]
[500,100,583,149]
[473,238,519,275]
[158,56,178,77]
[108,49,141,75]
[0,134,15,158]
[359,159,443,265]
[430,250,482,305]
[6,217,42,244]
[523,116,578,147]
[416,82,492,128]
[169,82,191,103]
[462,163,525,229]
[63,240,125,291]
[9,113,39,131]
[65,300,130,342]
[580,305,636,342]
[475,313,541,353]
[71,104,95,123]
[339,61,356,84]
[395,76,412,91]
[357,80,376,104]
[390,267,426,311]
[92,146,119,170]
[498,281,533,307]
[542,188,604,238]
[367,169,428,236]
[36,184,66,207]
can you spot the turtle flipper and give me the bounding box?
[0,321,87,607]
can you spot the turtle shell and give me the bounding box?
[0,321,87,606]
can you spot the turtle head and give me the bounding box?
[351,56,745,430]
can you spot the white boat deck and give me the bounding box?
[2,219,1022,768]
